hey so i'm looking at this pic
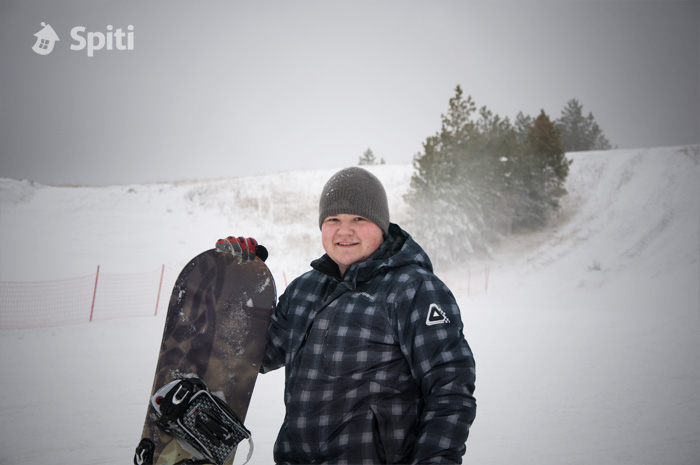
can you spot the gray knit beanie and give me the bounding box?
[319,167,390,235]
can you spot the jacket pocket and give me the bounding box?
[321,299,398,377]
[370,402,418,464]
[370,404,392,464]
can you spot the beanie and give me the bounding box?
[318,167,390,235]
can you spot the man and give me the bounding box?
[221,167,476,464]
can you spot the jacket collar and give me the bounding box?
[311,223,432,283]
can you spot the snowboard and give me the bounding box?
[134,249,276,465]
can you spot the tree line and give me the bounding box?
[395,85,611,265]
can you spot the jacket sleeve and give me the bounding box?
[260,290,289,374]
[392,272,477,464]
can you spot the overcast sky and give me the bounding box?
[1,0,698,186]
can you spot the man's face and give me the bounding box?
[321,214,384,277]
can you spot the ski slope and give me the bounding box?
[0,146,698,464]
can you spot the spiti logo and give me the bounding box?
[32,21,135,57]
[32,22,60,55]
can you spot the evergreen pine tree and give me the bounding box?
[586,115,612,150]
[358,148,377,165]
[406,86,484,264]
[514,111,534,143]
[557,99,612,151]
[406,86,511,263]
[509,110,571,230]
[557,99,587,151]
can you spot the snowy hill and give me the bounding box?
[0,164,412,283]
[0,146,698,464]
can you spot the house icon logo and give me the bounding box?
[32,22,60,55]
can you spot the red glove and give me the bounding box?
[215,236,267,262]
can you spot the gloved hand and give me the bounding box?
[215,236,268,262]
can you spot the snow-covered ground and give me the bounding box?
[0,146,698,464]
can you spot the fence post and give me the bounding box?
[89,265,100,322]
[154,264,165,316]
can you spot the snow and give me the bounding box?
[1,146,699,464]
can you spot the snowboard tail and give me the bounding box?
[135,250,276,465]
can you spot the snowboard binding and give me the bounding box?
[144,378,254,465]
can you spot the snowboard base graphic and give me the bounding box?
[135,249,276,465]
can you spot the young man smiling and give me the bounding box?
[321,213,384,277]
[224,167,476,464]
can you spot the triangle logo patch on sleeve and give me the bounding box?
[426,303,450,326]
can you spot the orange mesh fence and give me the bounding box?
[0,274,96,329]
[0,266,178,329]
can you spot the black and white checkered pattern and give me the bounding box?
[262,224,476,464]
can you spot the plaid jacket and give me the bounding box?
[262,224,476,464]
